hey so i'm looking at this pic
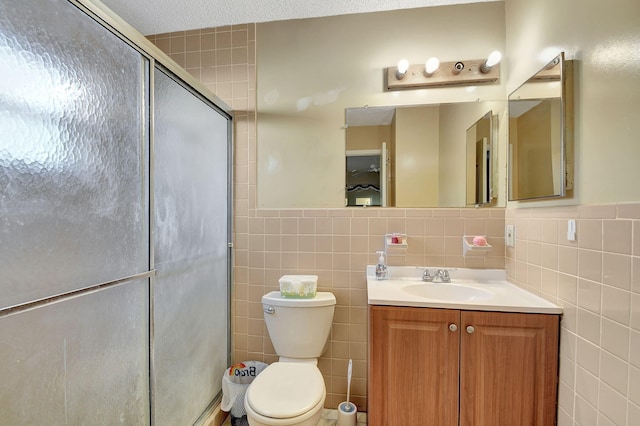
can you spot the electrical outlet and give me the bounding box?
[506,224,515,247]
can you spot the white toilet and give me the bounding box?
[244,290,336,426]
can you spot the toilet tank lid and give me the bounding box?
[262,291,336,307]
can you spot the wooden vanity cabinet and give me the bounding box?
[368,305,559,426]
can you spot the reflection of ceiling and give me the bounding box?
[99,0,494,35]
[509,100,542,117]
[346,106,396,127]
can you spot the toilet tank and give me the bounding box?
[262,291,336,358]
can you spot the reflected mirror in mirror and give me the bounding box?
[345,101,504,208]
[508,52,574,201]
[466,112,496,206]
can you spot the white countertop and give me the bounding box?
[366,266,563,314]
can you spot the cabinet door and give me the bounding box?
[460,311,559,426]
[369,306,460,426]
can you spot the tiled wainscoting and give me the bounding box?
[505,203,640,425]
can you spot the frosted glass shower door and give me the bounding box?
[153,69,231,425]
[0,0,150,423]
[0,0,150,309]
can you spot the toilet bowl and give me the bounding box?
[244,290,336,426]
[244,362,325,426]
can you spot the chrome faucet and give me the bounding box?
[422,269,451,283]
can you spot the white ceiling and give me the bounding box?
[98,0,493,36]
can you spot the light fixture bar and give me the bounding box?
[386,59,500,91]
[529,62,561,81]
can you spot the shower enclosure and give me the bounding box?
[0,0,232,424]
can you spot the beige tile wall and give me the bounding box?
[506,203,640,425]
[148,27,506,411]
[241,207,505,410]
[147,25,255,113]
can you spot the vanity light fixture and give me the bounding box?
[385,51,502,91]
[544,56,561,69]
[530,56,562,81]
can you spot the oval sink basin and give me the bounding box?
[402,283,492,302]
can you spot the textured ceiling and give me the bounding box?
[98,0,492,36]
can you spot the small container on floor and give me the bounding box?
[337,401,357,426]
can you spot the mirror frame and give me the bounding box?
[508,52,574,201]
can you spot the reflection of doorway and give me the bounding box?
[345,146,387,206]
[475,137,490,204]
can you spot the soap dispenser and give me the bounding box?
[375,251,388,280]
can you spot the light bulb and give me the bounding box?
[481,50,502,73]
[486,50,502,67]
[424,57,439,76]
[396,59,409,79]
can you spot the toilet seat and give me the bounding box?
[245,362,325,420]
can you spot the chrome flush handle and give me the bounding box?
[263,305,275,315]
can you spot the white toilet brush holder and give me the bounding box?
[337,401,357,426]
[337,359,357,426]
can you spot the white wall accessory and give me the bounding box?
[506,224,515,247]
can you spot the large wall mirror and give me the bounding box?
[256,3,508,208]
[508,53,574,201]
[344,103,502,208]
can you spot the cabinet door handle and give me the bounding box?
[449,324,458,332]
[466,325,475,334]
